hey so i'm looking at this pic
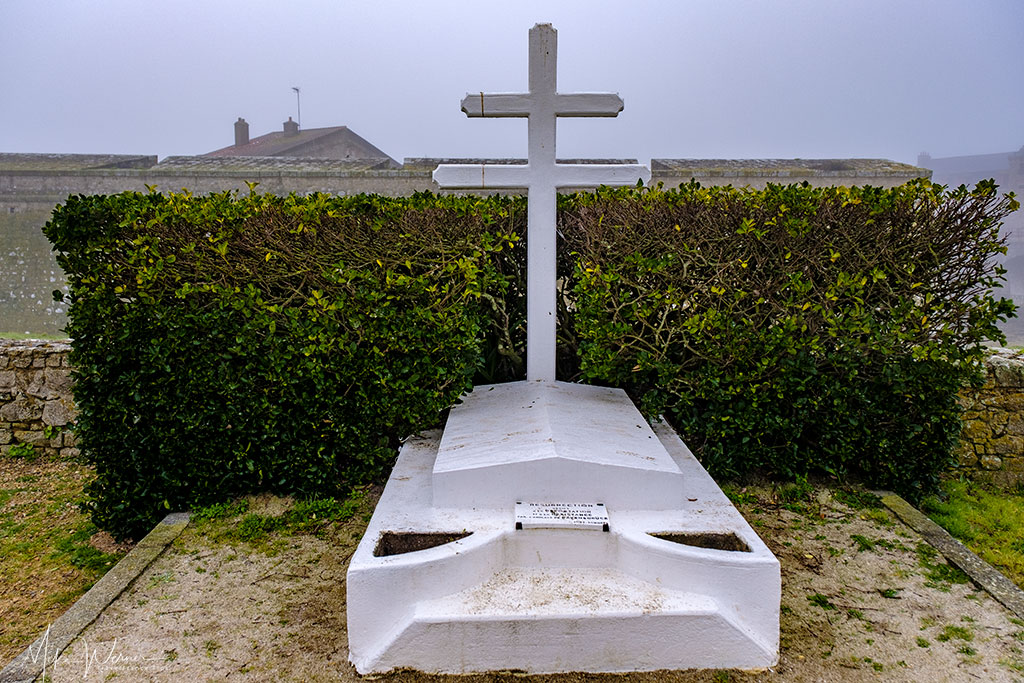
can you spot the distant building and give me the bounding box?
[919,146,1024,342]
[918,146,1024,255]
[918,147,1024,194]
[205,118,400,169]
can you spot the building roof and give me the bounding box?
[205,125,398,167]
[157,156,398,172]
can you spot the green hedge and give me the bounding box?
[46,190,525,539]
[45,180,1016,538]
[562,180,1017,499]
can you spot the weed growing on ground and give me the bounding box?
[851,534,876,552]
[862,508,894,527]
[721,484,759,508]
[3,442,37,459]
[1001,657,1024,673]
[850,534,904,553]
[833,488,882,510]
[191,500,250,522]
[937,624,974,642]
[807,593,837,611]
[776,475,815,514]
[916,542,969,589]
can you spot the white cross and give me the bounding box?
[434,23,650,382]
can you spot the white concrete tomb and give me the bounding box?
[346,23,780,675]
[347,381,781,673]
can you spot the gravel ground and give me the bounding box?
[24,486,1024,682]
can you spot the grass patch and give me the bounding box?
[0,456,128,663]
[921,479,1024,589]
[190,489,368,552]
[52,524,122,572]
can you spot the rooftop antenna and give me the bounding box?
[291,86,301,129]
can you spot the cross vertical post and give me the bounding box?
[527,24,557,386]
[434,23,650,382]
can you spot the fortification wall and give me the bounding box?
[651,173,917,191]
[1,161,929,213]
[2,338,1022,488]
[0,168,435,207]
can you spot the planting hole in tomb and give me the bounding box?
[373,531,472,557]
[649,531,752,553]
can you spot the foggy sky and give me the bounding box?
[1,0,1021,166]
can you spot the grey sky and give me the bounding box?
[1,0,1021,167]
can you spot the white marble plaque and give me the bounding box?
[515,501,610,531]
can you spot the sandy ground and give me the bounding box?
[27,487,1024,682]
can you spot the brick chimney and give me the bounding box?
[284,116,299,137]
[234,118,250,147]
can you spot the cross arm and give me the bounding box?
[460,92,625,118]
[554,93,624,117]
[553,163,651,188]
[433,163,532,190]
[461,93,532,118]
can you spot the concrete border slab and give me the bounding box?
[877,491,1024,620]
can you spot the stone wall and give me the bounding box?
[0,339,77,458]
[0,167,436,208]
[957,348,1024,487]
[1,156,930,213]
[2,337,1022,488]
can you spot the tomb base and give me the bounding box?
[347,381,780,674]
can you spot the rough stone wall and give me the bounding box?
[0,339,77,458]
[2,338,1022,487]
[956,348,1024,487]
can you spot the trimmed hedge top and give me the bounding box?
[45,180,1017,539]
